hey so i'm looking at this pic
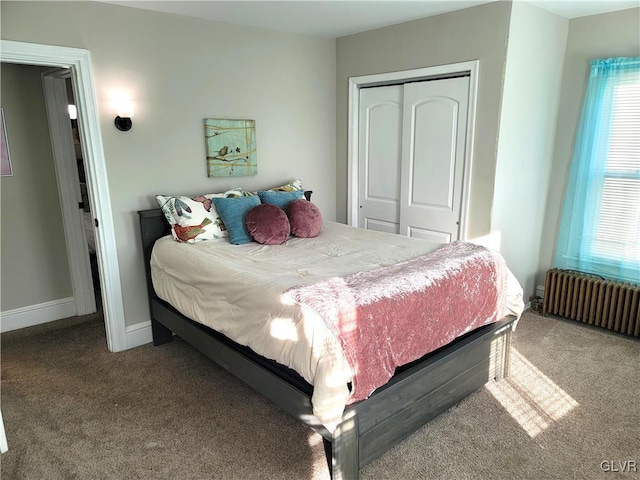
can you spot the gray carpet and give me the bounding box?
[1,309,638,479]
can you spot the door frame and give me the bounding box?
[347,60,479,240]
[1,40,127,352]
[42,68,96,317]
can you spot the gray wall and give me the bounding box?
[0,63,73,311]
[335,1,512,238]
[492,2,568,299]
[1,1,336,328]
[538,7,640,287]
[3,0,637,332]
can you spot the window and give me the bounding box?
[555,57,640,284]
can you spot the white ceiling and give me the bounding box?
[98,1,640,38]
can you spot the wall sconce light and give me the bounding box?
[114,100,134,132]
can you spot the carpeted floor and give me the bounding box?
[1,309,638,479]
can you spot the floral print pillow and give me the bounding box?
[156,188,246,243]
[269,179,302,192]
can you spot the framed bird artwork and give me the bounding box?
[204,118,257,177]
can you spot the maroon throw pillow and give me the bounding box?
[245,204,290,245]
[286,199,322,238]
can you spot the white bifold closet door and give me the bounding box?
[358,76,469,243]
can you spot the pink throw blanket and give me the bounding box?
[284,241,509,403]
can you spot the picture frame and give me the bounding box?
[204,118,257,177]
[0,108,12,177]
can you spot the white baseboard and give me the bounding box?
[0,297,76,333]
[1,300,154,350]
[125,320,152,349]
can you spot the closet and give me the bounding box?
[357,75,470,243]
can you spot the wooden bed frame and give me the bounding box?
[138,208,516,479]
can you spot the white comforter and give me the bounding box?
[151,221,524,432]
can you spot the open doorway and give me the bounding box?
[1,40,127,352]
[67,76,102,295]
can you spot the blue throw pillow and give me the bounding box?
[211,195,261,245]
[257,190,305,210]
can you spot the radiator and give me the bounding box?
[542,269,640,338]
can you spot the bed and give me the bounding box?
[138,206,524,479]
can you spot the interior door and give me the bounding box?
[357,85,403,233]
[399,76,469,242]
[42,69,97,315]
